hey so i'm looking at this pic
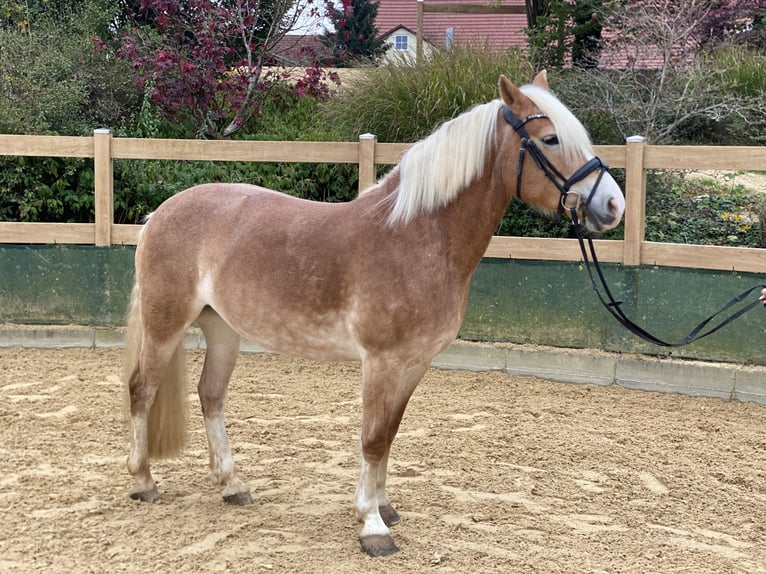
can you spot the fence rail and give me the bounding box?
[0,131,765,274]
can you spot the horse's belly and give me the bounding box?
[230,312,361,362]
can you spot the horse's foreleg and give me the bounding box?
[197,310,251,505]
[375,450,399,527]
[355,358,429,557]
[355,455,393,556]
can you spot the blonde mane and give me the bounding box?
[520,84,594,166]
[384,83,593,225]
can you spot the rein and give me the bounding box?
[502,106,765,348]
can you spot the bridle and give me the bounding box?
[502,105,764,348]
[502,106,609,227]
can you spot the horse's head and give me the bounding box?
[496,72,625,232]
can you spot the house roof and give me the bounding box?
[375,0,528,50]
[271,34,332,66]
[379,24,418,39]
[374,0,670,69]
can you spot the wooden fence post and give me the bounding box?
[623,135,647,266]
[417,0,424,65]
[94,128,114,247]
[358,133,377,195]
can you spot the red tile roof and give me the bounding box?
[376,0,528,50]
[374,0,671,69]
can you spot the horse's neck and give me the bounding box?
[432,164,511,273]
[358,164,510,279]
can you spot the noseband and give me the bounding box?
[502,106,608,227]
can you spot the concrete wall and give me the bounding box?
[1,245,764,365]
[0,245,134,326]
[461,259,766,365]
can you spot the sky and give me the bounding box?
[288,0,337,35]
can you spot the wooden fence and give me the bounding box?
[0,130,765,274]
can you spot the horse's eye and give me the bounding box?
[542,135,560,146]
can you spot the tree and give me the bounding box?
[116,0,322,138]
[524,0,603,69]
[602,0,765,62]
[697,0,765,47]
[0,0,140,135]
[524,0,549,29]
[563,0,766,144]
[571,2,602,69]
[321,0,387,66]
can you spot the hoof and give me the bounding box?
[223,491,253,506]
[359,534,399,557]
[379,504,400,527]
[129,488,160,503]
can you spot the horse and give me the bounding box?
[123,71,626,557]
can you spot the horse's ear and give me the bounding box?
[498,75,522,107]
[532,70,549,89]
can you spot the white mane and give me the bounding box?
[384,83,593,225]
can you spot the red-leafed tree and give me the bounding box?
[116,0,323,138]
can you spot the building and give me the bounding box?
[375,0,528,63]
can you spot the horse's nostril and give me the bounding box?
[607,197,624,219]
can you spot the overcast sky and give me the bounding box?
[289,0,337,35]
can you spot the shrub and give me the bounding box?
[551,47,766,146]
[0,156,94,222]
[0,4,140,136]
[112,81,357,223]
[644,171,762,247]
[320,44,534,142]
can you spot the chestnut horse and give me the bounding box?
[124,72,625,556]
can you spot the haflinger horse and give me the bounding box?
[124,71,625,557]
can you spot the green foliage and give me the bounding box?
[320,45,534,142]
[0,156,94,222]
[644,171,762,247]
[709,45,766,98]
[0,0,140,136]
[111,83,357,224]
[524,0,603,69]
[0,0,141,223]
[113,158,358,224]
[547,45,766,146]
[321,0,388,66]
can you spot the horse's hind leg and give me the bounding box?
[127,334,187,502]
[196,308,252,505]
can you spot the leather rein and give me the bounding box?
[502,106,765,348]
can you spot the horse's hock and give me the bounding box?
[3,347,766,572]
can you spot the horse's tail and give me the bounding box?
[123,282,188,459]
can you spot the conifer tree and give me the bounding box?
[322,0,388,66]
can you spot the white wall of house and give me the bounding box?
[380,28,434,64]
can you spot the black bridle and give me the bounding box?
[502,106,609,226]
[503,106,765,348]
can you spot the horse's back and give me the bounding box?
[136,183,370,359]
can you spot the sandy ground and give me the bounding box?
[2,347,766,573]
